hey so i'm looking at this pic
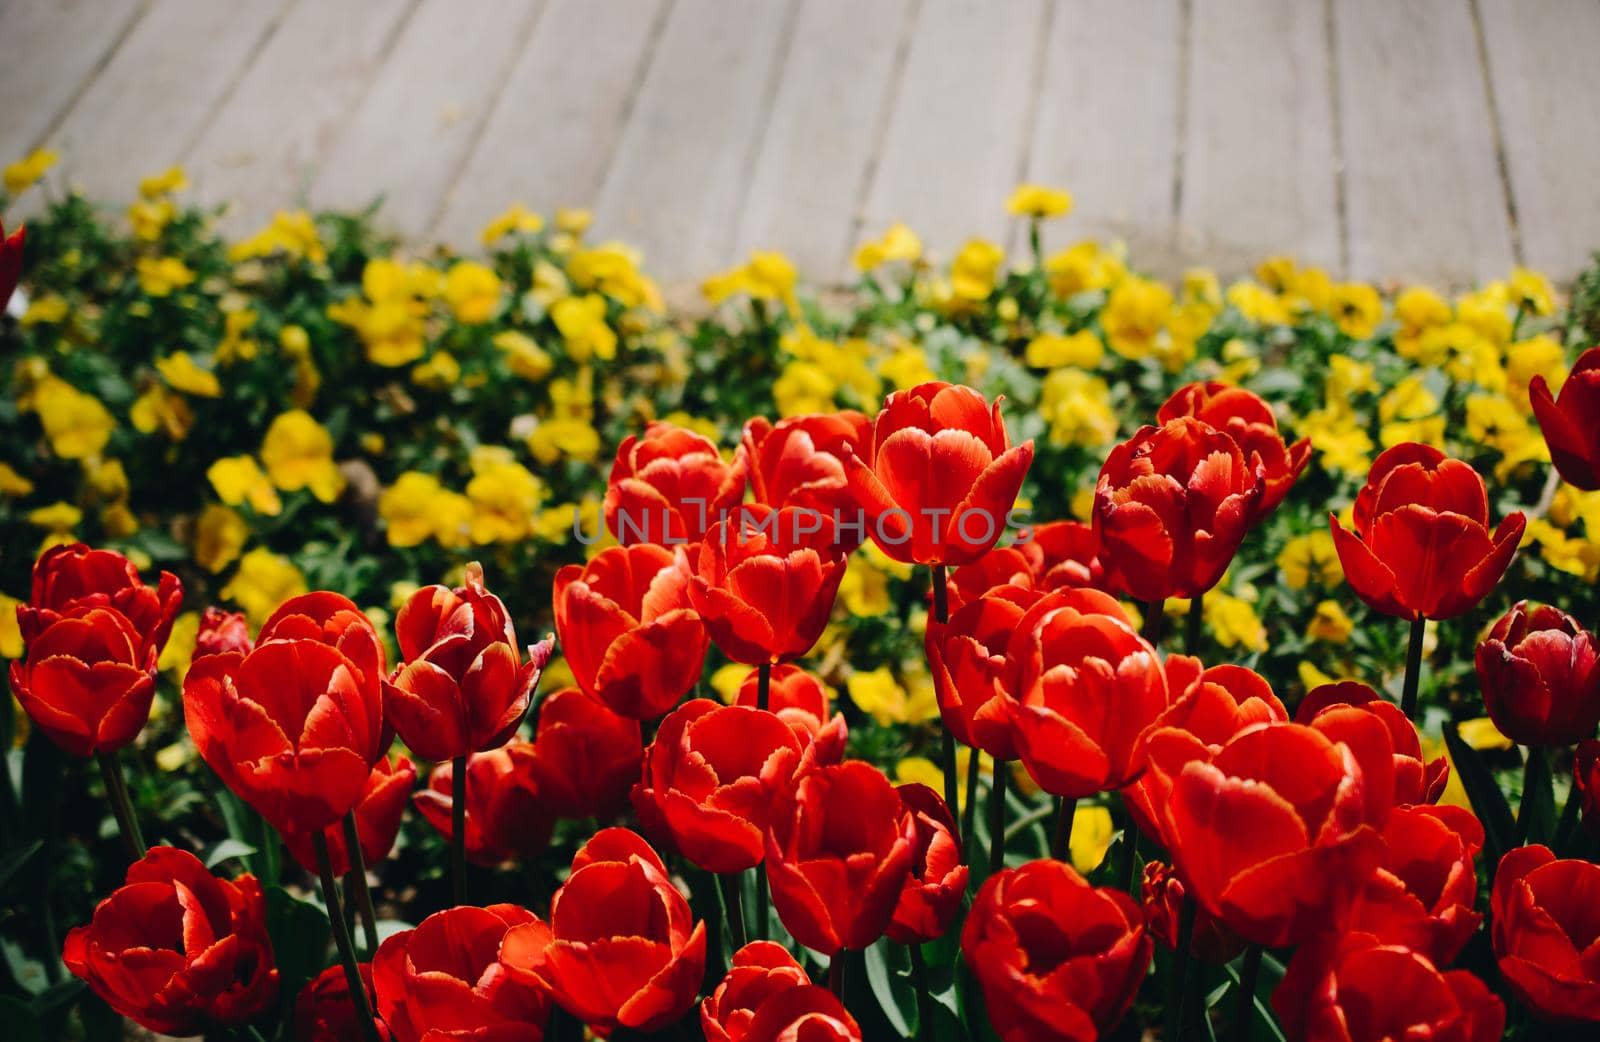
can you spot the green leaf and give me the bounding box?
[1443,727,1515,869]
[864,939,917,1037]
[1517,745,1557,847]
[266,885,331,1016]
[0,839,41,893]
[204,837,257,869]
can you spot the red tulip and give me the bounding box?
[370,903,547,1042]
[529,687,641,819]
[701,941,811,1042]
[606,421,746,544]
[18,541,182,655]
[1159,722,1385,947]
[183,636,385,835]
[1530,346,1600,490]
[845,381,1034,565]
[1574,740,1600,836]
[944,522,1103,612]
[294,963,392,1042]
[1344,803,1483,966]
[1330,442,1525,620]
[284,754,416,877]
[925,583,1039,760]
[1006,588,1170,798]
[741,411,872,553]
[552,543,709,718]
[196,607,254,658]
[742,987,862,1042]
[412,742,553,866]
[9,606,157,756]
[962,859,1152,1042]
[1125,660,1287,843]
[1476,600,1600,746]
[1274,934,1504,1042]
[634,698,803,873]
[1141,861,1242,963]
[1492,844,1600,1022]
[63,846,278,1035]
[1158,380,1311,513]
[690,506,848,665]
[1094,417,1265,602]
[386,563,553,762]
[887,782,968,944]
[0,219,22,308]
[734,664,833,743]
[765,759,916,954]
[1296,681,1447,804]
[499,828,707,1033]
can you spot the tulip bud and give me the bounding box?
[1476,600,1600,746]
[1530,346,1600,490]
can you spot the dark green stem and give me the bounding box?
[1556,763,1585,853]
[96,750,145,862]
[549,1005,584,1042]
[757,661,772,712]
[1186,592,1204,656]
[754,864,769,942]
[961,756,979,860]
[1122,820,1141,893]
[342,811,380,954]
[989,760,1008,873]
[827,951,844,998]
[1233,945,1264,1042]
[909,943,935,1042]
[931,565,960,843]
[451,754,468,905]
[313,832,383,1042]
[1165,898,1197,1042]
[1029,220,1043,271]
[1050,796,1077,863]
[1141,600,1165,650]
[1518,745,1551,845]
[1400,615,1427,720]
[719,872,747,949]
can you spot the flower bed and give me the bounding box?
[3,157,1600,1040]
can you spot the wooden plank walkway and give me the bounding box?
[4,0,1599,288]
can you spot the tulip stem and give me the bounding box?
[1050,796,1076,863]
[1518,745,1551,845]
[931,565,961,843]
[1141,600,1164,649]
[989,760,1008,873]
[1122,821,1141,893]
[342,811,380,955]
[1556,769,1585,853]
[313,831,383,1042]
[961,760,980,857]
[719,872,747,948]
[1165,897,1197,1042]
[754,864,769,942]
[96,750,145,862]
[1233,944,1264,1042]
[549,1005,584,1042]
[827,951,845,998]
[757,661,772,711]
[1400,615,1427,720]
[908,943,935,1041]
[1186,592,1204,656]
[451,754,468,906]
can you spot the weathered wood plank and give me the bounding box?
[732,0,914,280]
[1335,0,1515,286]
[1478,0,1600,280]
[310,0,545,237]
[591,0,795,282]
[1024,0,1181,264]
[0,0,144,168]
[1180,0,1339,276]
[187,0,416,236]
[433,0,666,249]
[858,0,1048,262]
[37,0,285,203]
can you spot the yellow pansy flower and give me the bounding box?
[853,222,922,271]
[260,410,343,502]
[228,210,327,264]
[21,294,69,325]
[1024,330,1103,369]
[1040,368,1117,448]
[1225,281,1290,325]
[526,416,602,466]
[1182,268,1223,309]
[1205,592,1267,653]
[156,352,222,397]
[1306,600,1354,643]
[847,666,938,726]
[207,456,282,516]
[566,241,662,311]
[1327,354,1378,399]
[194,504,249,573]
[127,198,175,241]
[222,548,308,625]
[494,331,553,381]
[551,293,618,362]
[1102,277,1173,360]
[135,256,196,297]
[0,462,35,496]
[4,148,57,194]
[481,203,545,244]
[466,454,545,544]
[33,377,115,459]
[1067,805,1115,875]
[28,501,81,532]
[411,351,461,390]
[1045,240,1124,297]
[555,208,591,236]
[1456,716,1514,751]
[1378,377,1445,449]
[949,238,1004,303]
[130,384,194,441]
[444,260,503,324]
[1277,530,1343,589]
[158,611,200,683]
[0,593,23,659]
[378,472,452,548]
[1255,255,1297,292]
[1505,335,1566,410]
[217,309,260,365]
[138,167,188,198]
[710,663,749,704]
[1330,282,1382,339]
[879,344,937,391]
[1006,183,1073,219]
[1508,267,1555,317]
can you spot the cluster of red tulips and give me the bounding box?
[12,354,1600,1040]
